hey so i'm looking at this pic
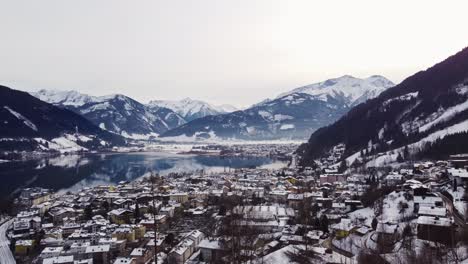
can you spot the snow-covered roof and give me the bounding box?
[417,216,452,227]
[85,245,110,253]
[42,256,74,264]
[130,247,146,256]
[418,206,446,217]
[199,239,223,250]
[448,168,468,178]
[113,258,134,264]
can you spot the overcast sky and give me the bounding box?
[1,0,468,108]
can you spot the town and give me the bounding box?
[3,147,468,264]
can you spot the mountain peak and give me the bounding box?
[276,74,394,105]
[148,98,236,121]
[336,74,357,80]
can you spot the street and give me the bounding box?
[0,219,15,264]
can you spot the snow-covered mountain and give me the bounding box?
[0,86,125,152]
[147,98,238,122]
[161,75,393,140]
[277,75,394,107]
[33,90,186,139]
[298,46,468,167]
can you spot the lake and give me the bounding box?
[0,152,286,200]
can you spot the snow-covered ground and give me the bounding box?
[155,133,304,145]
[34,134,91,153]
[380,191,414,222]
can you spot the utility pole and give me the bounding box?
[150,171,159,263]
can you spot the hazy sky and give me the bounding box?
[1,0,468,108]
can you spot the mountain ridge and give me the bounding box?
[0,85,126,152]
[147,97,238,122]
[161,75,394,140]
[32,90,186,139]
[297,46,468,167]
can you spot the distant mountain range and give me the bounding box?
[1,73,404,152]
[148,98,238,122]
[33,90,186,140]
[161,75,394,140]
[298,46,468,167]
[0,86,125,152]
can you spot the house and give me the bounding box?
[332,203,347,213]
[331,218,355,238]
[112,227,136,242]
[85,245,110,264]
[139,215,167,230]
[42,256,74,264]
[169,193,189,203]
[413,195,444,213]
[15,239,35,255]
[130,247,153,264]
[320,174,345,185]
[267,190,288,203]
[13,219,31,234]
[39,246,63,259]
[168,239,195,264]
[418,206,446,217]
[279,234,304,244]
[232,205,294,232]
[160,206,175,218]
[108,208,133,224]
[69,242,91,259]
[48,207,75,224]
[448,168,468,185]
[145,235,166,252]
[114,257,136,264]
[133,225,146,240]
[287,194,304,209]
[31,192,51,206]
[187,230,204,247]
[306,230,323,244]
[417,216,454,244]
[199,239,224,262]
[376,222,399,241]
[344,200,363,211]
[385,174,404,186]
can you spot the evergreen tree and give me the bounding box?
[403,145,410,159]
[320,215,329,233]
[396,152,404,163]
[338,160,348,173]
[134,201,140,221]
[84,205,93,220]
[371,218,378,230]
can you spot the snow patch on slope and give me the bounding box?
[280,124,295,130]
[366,119,468,167]
[4,106,38,131]
[419,100,468,132]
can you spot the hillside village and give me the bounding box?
[3,147,468,264]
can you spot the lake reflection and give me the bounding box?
[0,152,285,199]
